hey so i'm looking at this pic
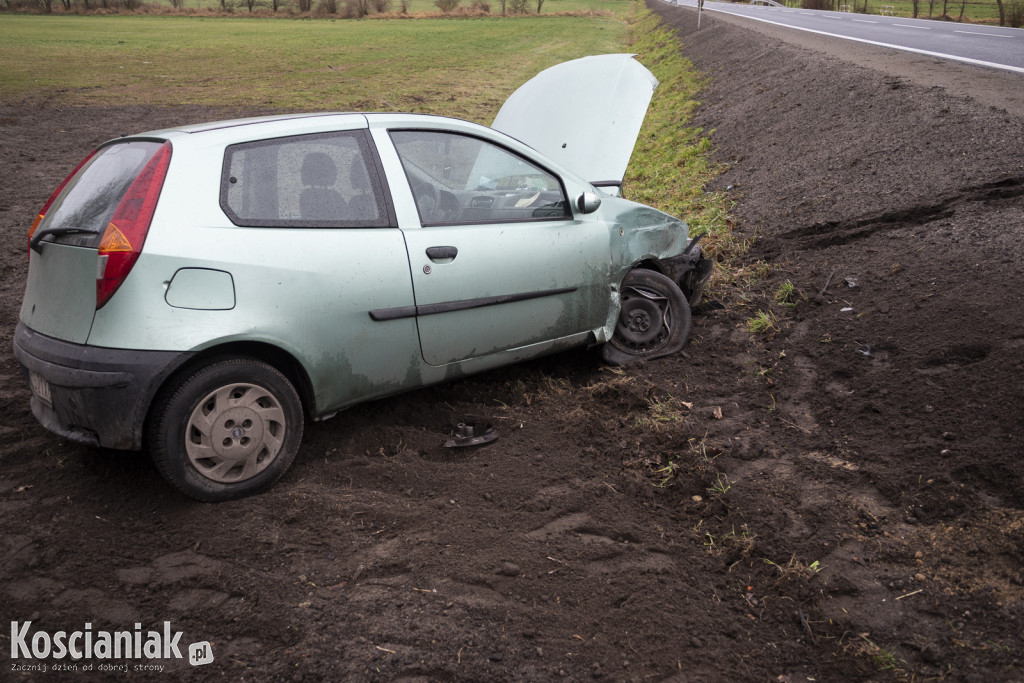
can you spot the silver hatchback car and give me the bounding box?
[14,55,712,501]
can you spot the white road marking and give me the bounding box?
[953,30,1013,38]
[701,7,1024,75]
[893,23,931,29]
[852,18,878,23]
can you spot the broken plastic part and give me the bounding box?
[445,422,498,448]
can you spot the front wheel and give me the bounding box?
[601,269,692,366]
[148,358,304,502]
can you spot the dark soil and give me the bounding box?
[2,7,1023,679]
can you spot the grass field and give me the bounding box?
[0,12,628,119]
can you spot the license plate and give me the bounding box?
[29,371,52,406]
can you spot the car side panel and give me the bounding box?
[86,133,423,416]
[87,227,422,415]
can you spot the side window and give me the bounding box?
[221,130,390,228]
[389,130,569,226]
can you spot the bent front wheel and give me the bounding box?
[601,269,691,366]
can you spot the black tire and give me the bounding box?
[148,357,304,502]
[601,269,692,366]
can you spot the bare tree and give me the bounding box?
[995,0,1005,24]
[535,0,543,12]
[957,0,967,20]
[910,0,919,17]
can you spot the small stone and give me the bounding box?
[692,495,703,503]
[914,551,923,559]
[498,562,521,577]
[942,432,956,441]
[483,492,493,501]
[914,573,926,582]
[921,643,942,665]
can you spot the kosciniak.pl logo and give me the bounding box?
[10,621,214,669]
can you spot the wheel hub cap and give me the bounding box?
[209,406,266,461]
[185,383,286,483]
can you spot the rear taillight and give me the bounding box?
[96,141,172,309]
[27,150,98,255]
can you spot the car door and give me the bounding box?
[381,129,610,367]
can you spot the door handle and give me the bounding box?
[426,246,458,261]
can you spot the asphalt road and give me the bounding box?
[663,0,1024,73]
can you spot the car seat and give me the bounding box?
[300,152,347,221]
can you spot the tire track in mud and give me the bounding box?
[776,176,1024,251]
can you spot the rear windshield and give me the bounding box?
[37,141,164,248]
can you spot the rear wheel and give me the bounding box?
[148,358,304,502]
[601,269,691,366]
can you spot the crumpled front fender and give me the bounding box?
[593,199,714,344]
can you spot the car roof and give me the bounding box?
[132,112,487,138]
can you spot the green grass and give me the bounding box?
[746,310,779,335]
[773,281,799,307]
[0,13,626,119]
[622,9,734,255]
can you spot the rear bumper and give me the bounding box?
[12,323,193,450]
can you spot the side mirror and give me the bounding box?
[575,192,602,215]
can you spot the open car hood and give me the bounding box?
[491,54,658,190]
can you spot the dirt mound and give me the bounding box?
[1,8,1022,679]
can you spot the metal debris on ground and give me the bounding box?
[445,423,498,448]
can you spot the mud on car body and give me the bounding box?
[14,55,713,501]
